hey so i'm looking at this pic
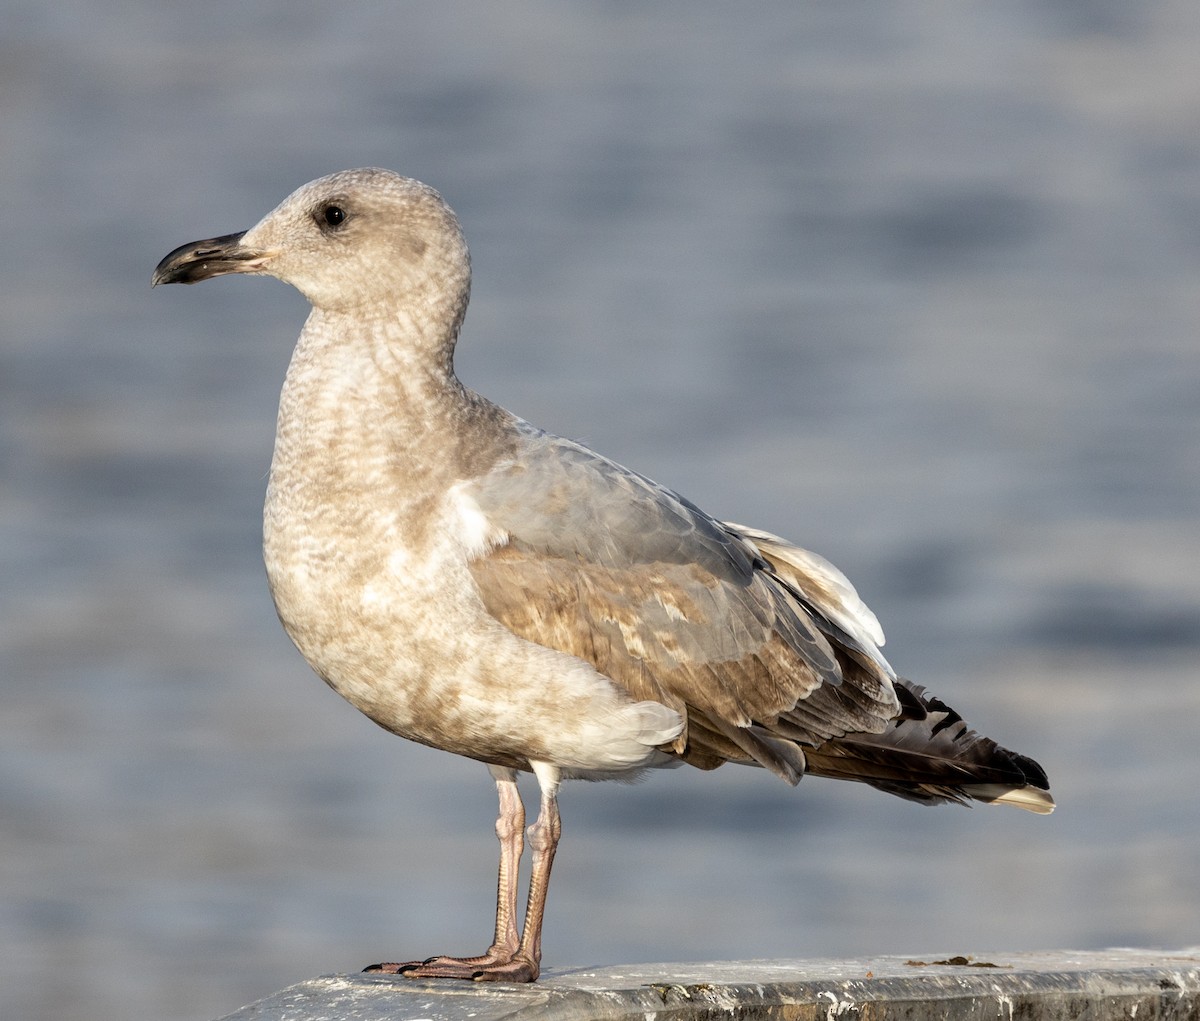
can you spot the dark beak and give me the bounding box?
[152,231,273,286]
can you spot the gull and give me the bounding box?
[153,168,1053,983]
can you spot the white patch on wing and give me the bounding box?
[658,593,690,622]
[446,482,509,558]
[616,621,650,659]
[725,521,893,677]
[787,544,886,644]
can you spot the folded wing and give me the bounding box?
[465,423,901,783]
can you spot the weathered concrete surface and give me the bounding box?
[216,948,1200,1020]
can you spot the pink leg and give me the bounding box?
[484,769,525,959]
[364,764,562,982]
[474,766,561,982]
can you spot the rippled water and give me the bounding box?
[3,4,1199,1020]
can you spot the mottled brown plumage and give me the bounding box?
[153,168,1053,984]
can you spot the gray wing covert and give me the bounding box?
[464,425,899,781]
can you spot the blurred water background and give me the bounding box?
[3,3,1199,1020]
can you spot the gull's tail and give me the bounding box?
[806,680,1054,814]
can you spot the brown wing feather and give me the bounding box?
[469,538,899,781]
[465,424,902,781]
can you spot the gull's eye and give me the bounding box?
[321,205,346,228]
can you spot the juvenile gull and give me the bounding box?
[153,168,1053,983]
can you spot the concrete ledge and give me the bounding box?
[216,948,1200,1020]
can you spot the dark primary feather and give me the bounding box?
[805,682,1054,812]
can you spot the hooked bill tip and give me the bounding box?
[152,230,259,287]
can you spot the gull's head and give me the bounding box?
[153,169,470,315]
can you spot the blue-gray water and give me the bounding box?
[3,4,1199,1020]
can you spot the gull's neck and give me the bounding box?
[269,299,512,501]
[285,302,462,427]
